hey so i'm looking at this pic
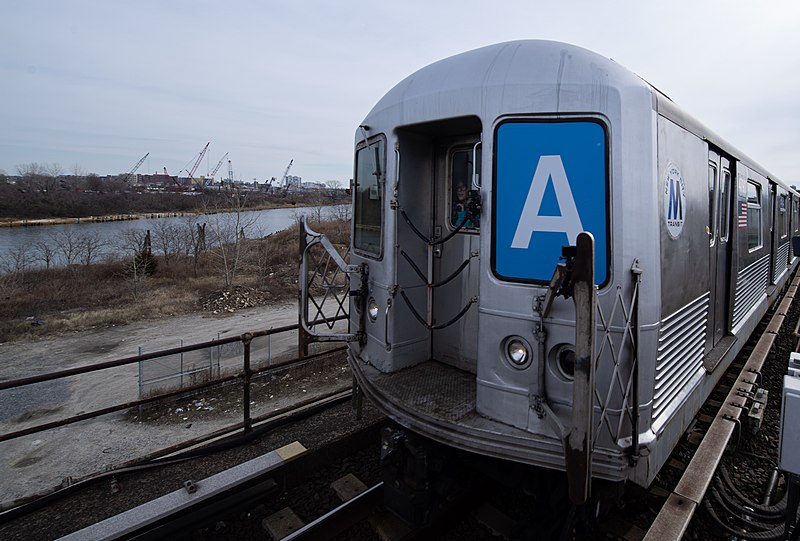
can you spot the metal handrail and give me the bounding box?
[0,323,347,444]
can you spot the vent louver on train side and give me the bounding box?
[774,244,790,284]
[732,254,770,330]
[652,293,709,427]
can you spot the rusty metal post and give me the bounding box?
[242,332,253,434]
[566,232,595,505]
[298,221,311,358]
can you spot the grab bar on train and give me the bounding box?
[472,141,482,189]
[384,297,392,351]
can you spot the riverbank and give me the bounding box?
[0,212,193,227]
[0,200,343,228]
[0,217,349,343]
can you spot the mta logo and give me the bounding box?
[494,121,607,284]
[667,177,683,222]
[664,165,685,238]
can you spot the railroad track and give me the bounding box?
[594,272,800,541]
[9,276,800,541]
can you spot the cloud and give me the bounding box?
[1,0,798,182]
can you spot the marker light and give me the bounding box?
[367,298,379,322]
[557,346,576,380]
[505,337,531,367]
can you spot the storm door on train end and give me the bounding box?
[707,150,734,361]
[431,138,481,373]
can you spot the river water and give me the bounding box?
[0,205,348,272]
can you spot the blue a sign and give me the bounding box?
[493,121,608,284]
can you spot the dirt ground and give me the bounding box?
[0,302,350,509]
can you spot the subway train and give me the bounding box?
[306,40,799,512]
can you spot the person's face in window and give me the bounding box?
[455,183,468,203]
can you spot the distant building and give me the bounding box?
[285,175,302,189]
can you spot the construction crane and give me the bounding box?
[121,152,149,183]
[209,152,229,180]
[226,159,234,186]
[280,159,293,188]
[180,142,210,190]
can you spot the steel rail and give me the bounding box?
[0,389,353,520]
[643,271,800,540]
[282,482,384,541]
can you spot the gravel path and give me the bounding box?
[0,302,313,508]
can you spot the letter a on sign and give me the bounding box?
[511,155,584,249]
[493,121,607,284]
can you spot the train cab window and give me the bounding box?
[720,169,731,242]
[353,137,385,257]
[449,149,480,231]
[746,181,762,251]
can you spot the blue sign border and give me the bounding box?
[491,118,610,286]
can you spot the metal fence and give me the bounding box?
[0,321,348,448]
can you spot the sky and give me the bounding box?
[1,1,799,185]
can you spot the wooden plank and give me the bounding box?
[331,474,368,502]
[57,441,307,541]
[263,507,305,540]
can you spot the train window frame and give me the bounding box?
[708,162,718,247]
[448,146,481,232]
[794,197,800,234]
[720,168,731,242]
[353,135,386,259]
[780,193,788,239]
[746,180,762,252]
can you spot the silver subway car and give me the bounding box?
[340,40,798,493]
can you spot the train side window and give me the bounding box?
[794,199,800,234]
[720,169,731,242]
[450,149,480,230]
[746,181,762,251]
[708,163,718,247]
[780,194,788,239]
[353,137,385,257]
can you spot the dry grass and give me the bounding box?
[0,218,351,343]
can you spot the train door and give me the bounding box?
[431,138,481,373]
[708,150,733,347]
[769,182,778,284]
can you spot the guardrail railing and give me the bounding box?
[0,321,347,447]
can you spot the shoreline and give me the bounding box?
[0,212,194,228]
[0,202,343,228]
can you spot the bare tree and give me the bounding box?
[71,163,86,177]
[204,191,257,288]
[33,240,57,269]
[77,232,108,265]
[44,162,63,180]
[180,216,207,277]
[16,162,45,178]
[1,246,32,274]
[151,221,184,266]
[51,230,82,266]
[118,228,154,298]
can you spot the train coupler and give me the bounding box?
[380,426,461,528]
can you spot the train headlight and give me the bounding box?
[556,346,576,380]
[367,298,379,322]
[503,337,532,368]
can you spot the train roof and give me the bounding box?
[363,39,790,192]
[366,39,647,124]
